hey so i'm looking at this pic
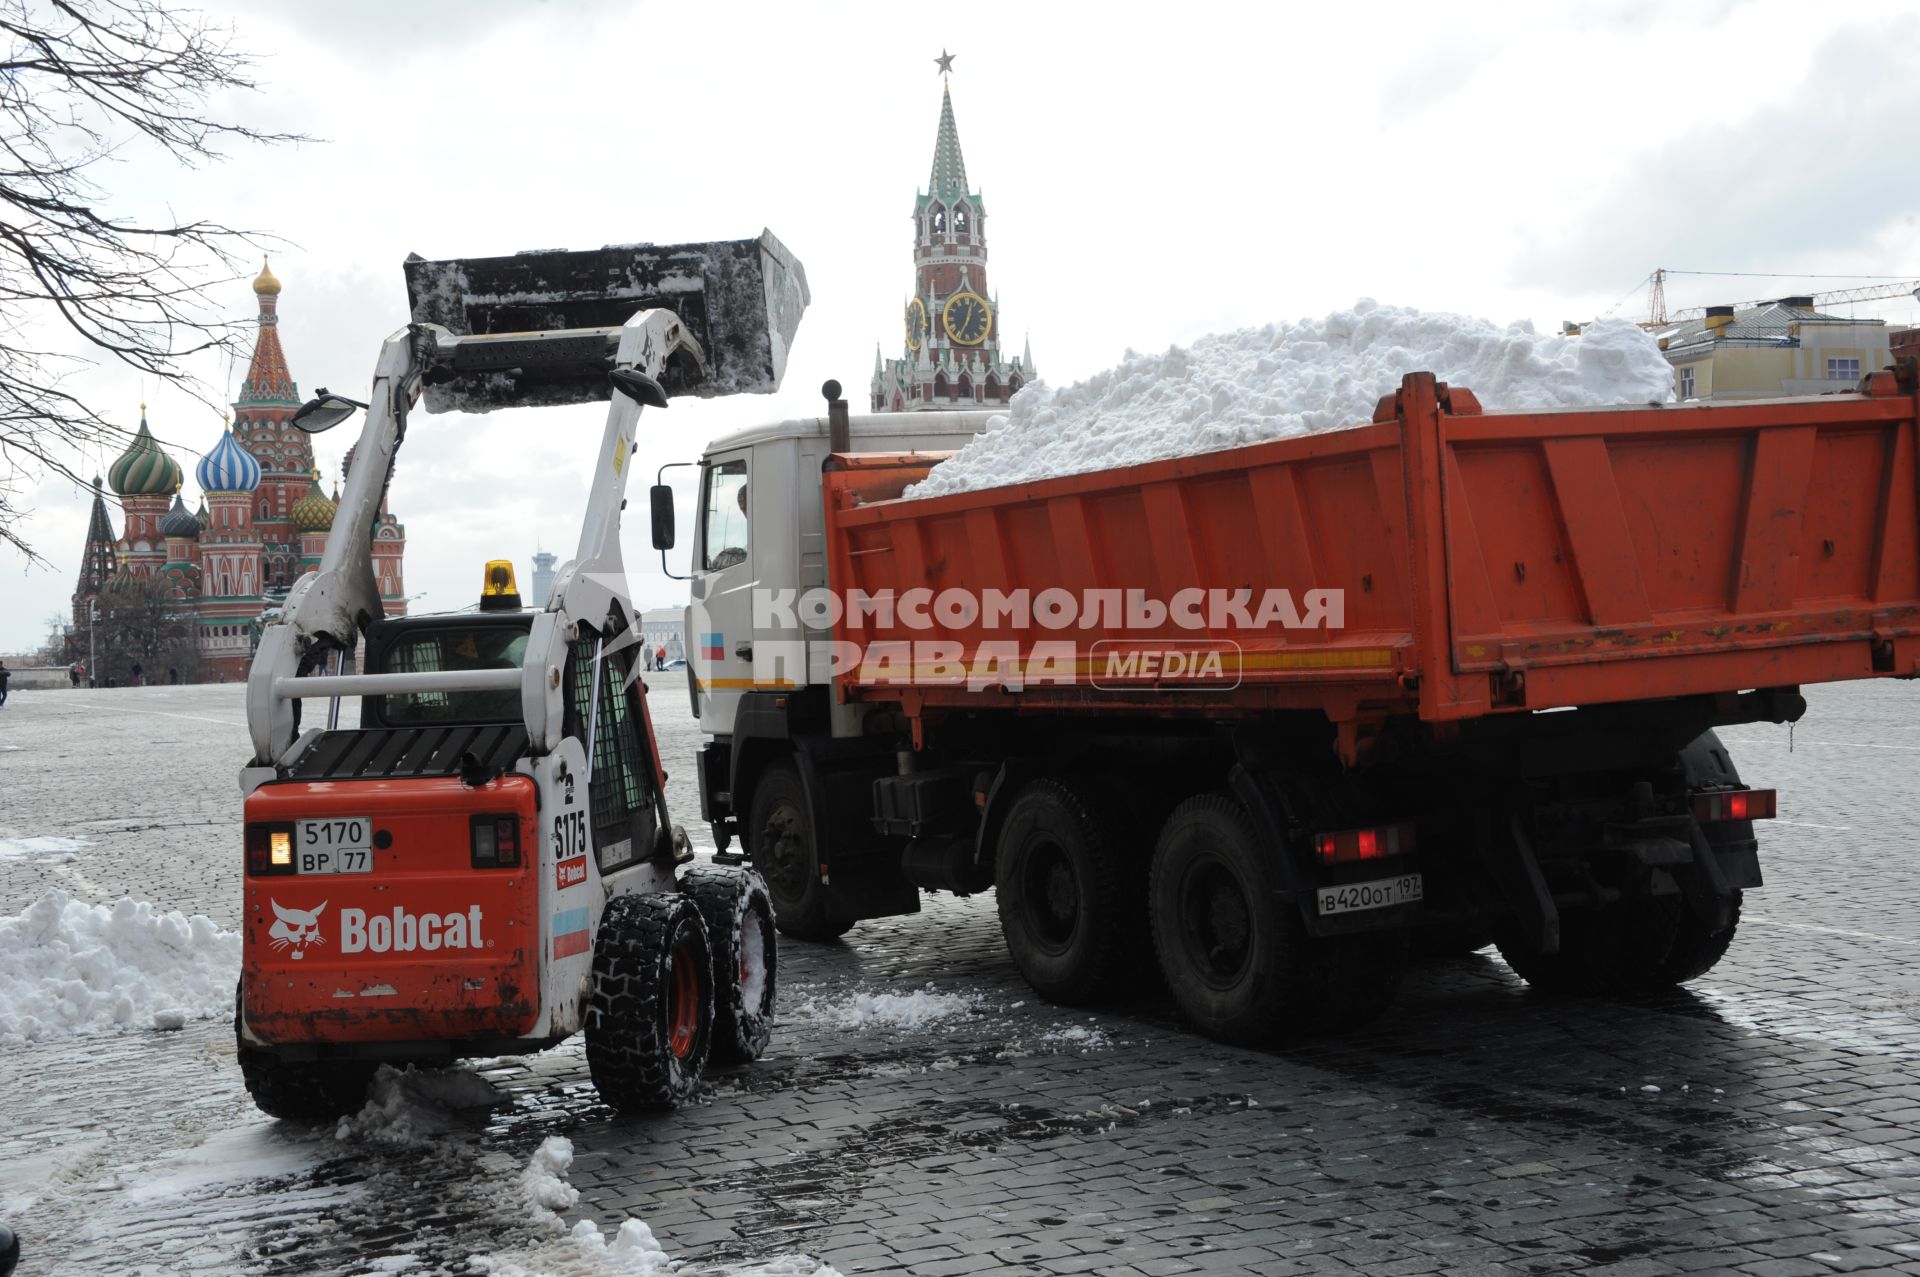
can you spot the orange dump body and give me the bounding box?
[241,774,539,1044]
[822,367,1920,753]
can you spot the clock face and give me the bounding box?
[905,298,926,351]
[942,292,991,346]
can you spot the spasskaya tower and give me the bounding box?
[872,51,1034,412]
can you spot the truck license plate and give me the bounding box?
[1318,873,1423,916]
[297,817,373,875]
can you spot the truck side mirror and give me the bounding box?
[650,484,676,551]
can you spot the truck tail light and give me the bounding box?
[246,822,297,876]
[1313,821,1415,864]
[470,814,522,868]
[1692,788,1776,824]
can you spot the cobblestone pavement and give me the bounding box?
[2,676,1919,1275]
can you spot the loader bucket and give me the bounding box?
[402,229,808,413]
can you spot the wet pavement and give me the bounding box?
[1,676,1919,1275]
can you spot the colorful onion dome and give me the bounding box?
[253,257,282,296]
[196,423,262,493]
[289,468,338,533]
[158,492,201,540]
[107,409,182,496]
[195,498,210,529]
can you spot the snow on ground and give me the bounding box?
[906,301,1674,499]
[0,888,240,1043]
[336,1064,504,1144]
[791,983,978,1030]
[0,835,91,862]
[119,1120,323,1204]
[477,1136,842,1277]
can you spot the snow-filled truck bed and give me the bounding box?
[821,368,1920,757]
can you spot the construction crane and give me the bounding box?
[1644,270,1920,327]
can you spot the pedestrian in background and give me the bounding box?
[0,659,10,708]
[68,663,80,688]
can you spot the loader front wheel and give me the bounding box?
[748,762,851,943]
[1150,794,1403,1046]
[682,864,778,1064]
[585,892,713,1112]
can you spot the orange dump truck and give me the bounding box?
[671,364,1920,1044]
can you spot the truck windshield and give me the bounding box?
[374,626,528,724]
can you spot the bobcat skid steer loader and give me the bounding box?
[236,233,807,1119]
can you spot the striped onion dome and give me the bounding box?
[107,411,182,496]
[196,425,262,493]
[289,468,337,532]
[158,492,201,540]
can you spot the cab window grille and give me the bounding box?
[567,638,647,846]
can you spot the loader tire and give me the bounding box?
[994,777,1139,1006]
[1150,793,1403,1046]
[748,762,851,943]
[235,994,378,1121]
[585,892,713,1112]
[681,864,778,1065]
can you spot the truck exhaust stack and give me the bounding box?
[402,229,809,412]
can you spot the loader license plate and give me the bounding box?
[297,817,373,875]
[1318,873,1423,916]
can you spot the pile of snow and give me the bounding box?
[0,835,91,863]
[905,302,1674,499]
[336,1064,502,1144]
[522,1136,583,1221]
[0,889,240,1044]
[798,984,977,1031]
[483,1136,841,1277]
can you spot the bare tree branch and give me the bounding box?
[0,0,309,560]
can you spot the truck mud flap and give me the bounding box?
[1227,765,1416,939]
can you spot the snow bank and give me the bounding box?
[336,1064,502,1144]
[905,302,1674,499]
[0,889,240,1044]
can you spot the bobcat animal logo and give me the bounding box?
[268,899,328,960]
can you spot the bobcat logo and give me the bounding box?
[268,899,328,960]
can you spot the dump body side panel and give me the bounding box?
[821,368,1920,736]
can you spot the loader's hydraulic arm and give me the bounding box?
[244,230,808,771]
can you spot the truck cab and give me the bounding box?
[686,407,994,740]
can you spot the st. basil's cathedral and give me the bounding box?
[70,261,408,682]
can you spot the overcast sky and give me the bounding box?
[5,0,1919,654]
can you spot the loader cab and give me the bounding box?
[361,612,532,728]
[685,410,996,740]
[354,599,664,876]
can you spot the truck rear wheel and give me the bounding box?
[1496,894,1683,994]
[994,777,1136,1006]
[1656,889,1742,984]
[681,864,778,1064]
[585,892,713,1112]
[1150,793,1403,1046]
[748,761,852,943]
